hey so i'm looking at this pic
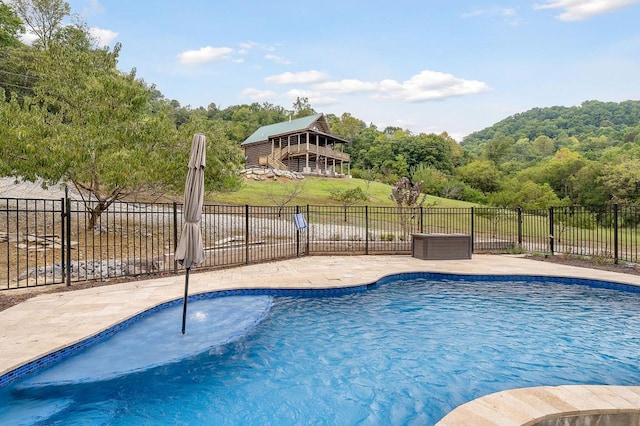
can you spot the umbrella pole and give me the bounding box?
[182,267,190,334]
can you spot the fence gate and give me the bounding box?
[1,198,67,289]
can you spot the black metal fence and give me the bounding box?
[2,197,640,290]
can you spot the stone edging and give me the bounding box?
[436,385,640,425]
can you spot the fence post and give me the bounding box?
[60,196,66,286]
[64,188,72,287]
[173,202,178,273]
[245,205,250,265]
[365,206,369,255]
[419,206,423,234]
[306,205,310,255]
[296,205,300,258]
[549,206,555,255]
[470,207,475,254]
[517,208,523,246]
[614,203,619,265]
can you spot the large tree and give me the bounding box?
[0,88,54,178]
[9,0,70,49]
[456,159,501,193]
[598,158,640,204]
[0,2,33,101]
[0,44,39,101]
[0,1,24,48]
[31,39,181,226]
[171,110,244,194]
[488,179,562,210]
[0,22,181,227]
[1,4,244,227]
[328,112,366,141]
[291,96,315,118]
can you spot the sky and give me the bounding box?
[47,1,640,140]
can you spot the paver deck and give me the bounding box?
[2,254,640,425]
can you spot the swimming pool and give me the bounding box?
[2,273,640,425]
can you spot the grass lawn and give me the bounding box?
[208,176,475,208]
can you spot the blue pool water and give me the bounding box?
[2,275,640,425]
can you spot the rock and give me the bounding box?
[240,167,307,182]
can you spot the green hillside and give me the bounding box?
[210,177,475,208]
[461,100,640,155]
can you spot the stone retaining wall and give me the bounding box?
[240,167,304,181]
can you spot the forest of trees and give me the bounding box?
[459,100,640,208]
[2,0,640,214]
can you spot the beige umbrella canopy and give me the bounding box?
[175,133,206,334]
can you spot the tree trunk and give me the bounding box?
[88,201,109,230]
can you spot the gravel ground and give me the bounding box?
[0,177,82,199]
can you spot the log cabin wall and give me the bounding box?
[245,141,272,168]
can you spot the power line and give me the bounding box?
[0,81,34,91]
[0,69,39,80]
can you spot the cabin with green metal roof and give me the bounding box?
[242,113,351,176]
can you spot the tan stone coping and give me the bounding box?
[437,385,640,425]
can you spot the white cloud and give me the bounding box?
[285,88,315,98]
[240,88,278,101]
[377,70,490,102]
[286,89,338,106]
[314,71,489,102]
[18,25,117,47]
[265,70,329,85]
[18,32,38,45]
[461,7,522,25]
[251,70,489,107]
[82,0,105,15]
[177,46,234,65]
[239,41,259,50]
[314,79,379,94]
[265,54,292,65]
[311,96,340,106]
[89,27,118,47]
[238,41,277,54]
[534,0,640,21]
[461,7,509,18]
[460,9,484,18]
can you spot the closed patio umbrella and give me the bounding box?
[175,133,206,334]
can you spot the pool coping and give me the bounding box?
[436,385,640,425]
[3,254,640,424]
